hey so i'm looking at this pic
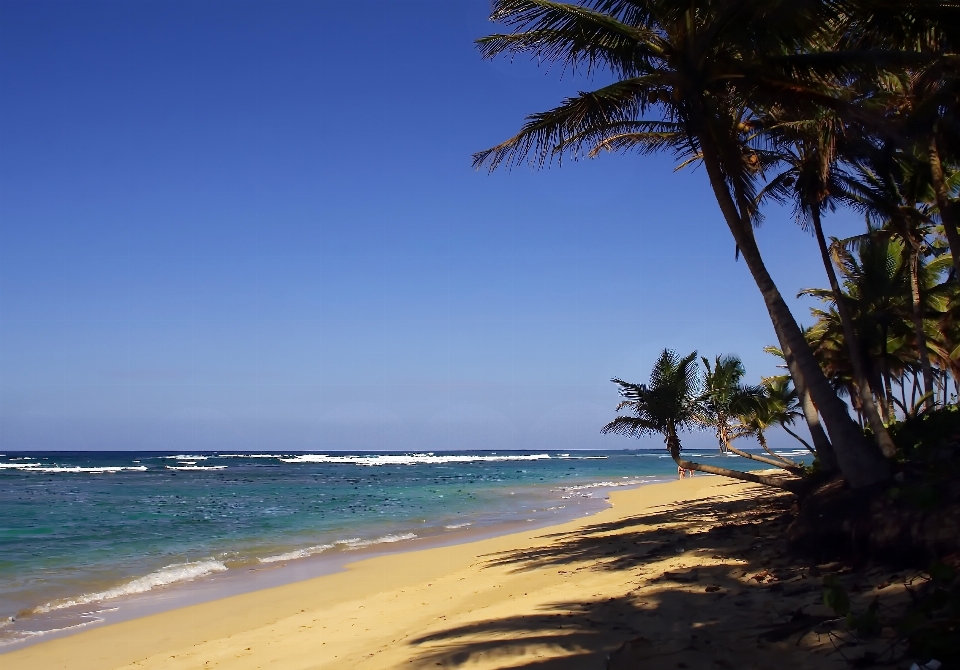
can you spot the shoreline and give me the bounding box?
[1,477,667,654]
[0,473,805,670]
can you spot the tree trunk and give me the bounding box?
[755,430,804,471]
[782,424,816,454]
[724,438,806,475]
[791,365,839,471]
[667,432,799,492]
[696,136,889,487]
[908,247,935,410]
[883,368,895,423]
[929,137,960,280]
[812,209,898,457]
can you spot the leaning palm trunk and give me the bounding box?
[929,138,960,281]
[724,439,806,476]
[754,431,804,472]
[781,423,816,454]
[813,210,897,457]
[696,136,889,487]
[789,362,839,468]
[667,432,799,492]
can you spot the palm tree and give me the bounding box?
[804,233,957,415]
[602,349,799,490]
[473,0,890,487]
[760,114,898,456]
[836,149,939,409]
[697,355,800,471]
[802,235,914,419]
[731,376,807,475]
[761,376,819,455]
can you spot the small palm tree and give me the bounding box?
[759,376,818,455]
[698,355,798,471]
[731,377,806,474]
[602,349,799,490]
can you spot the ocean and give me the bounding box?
[0,448,809,649]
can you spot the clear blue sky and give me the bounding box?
[0,0,867,452]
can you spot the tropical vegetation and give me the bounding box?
[473,0,960,492]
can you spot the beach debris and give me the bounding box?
[749,570,778,583]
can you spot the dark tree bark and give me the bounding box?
[907,245,936,410]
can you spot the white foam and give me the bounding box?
[163,455,210,460]
[165,465,227,471]
[341,533,417,548]
[258,533,418,563]
[0,615,106,648]
[0,463,147,473]
[259,544,334,563]
[279,453,551,466]
[556,479,653,492]
[443,522,473,530]
[33,560,227,613]
[218,454,284,459]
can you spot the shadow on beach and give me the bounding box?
[403,483,912,669]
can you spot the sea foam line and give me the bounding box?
[279,453,551,466]
[258,544,335,563]
[0,463,148,473]
[32,560,227,613]
[555,478,658,492]
[258,533,418,564]
[165,465,227,471]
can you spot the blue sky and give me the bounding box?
[0,0,868,452]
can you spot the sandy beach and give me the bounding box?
[3,475,908,670]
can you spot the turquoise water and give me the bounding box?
[0,448,808,647]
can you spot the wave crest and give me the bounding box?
[280,453,551,466]
[33,560,227,613]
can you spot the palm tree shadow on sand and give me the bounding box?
[400,485,897,670]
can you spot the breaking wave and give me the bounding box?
[0,462,147,474]
[279,453,551,466]
[257,533,418,564]
[33,560,228,613]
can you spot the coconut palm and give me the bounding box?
[802,235,914,420]
[731,376,807,475]
[602,349,800,490]
[697,355,799,471]
[760,114,899,456]
[474,0,890,487]
[836,150,940,409]
[802,232,957,418]
[760,376,818,455]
